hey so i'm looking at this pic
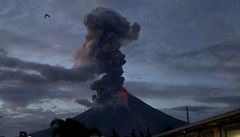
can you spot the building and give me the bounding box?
[154,108,240,137]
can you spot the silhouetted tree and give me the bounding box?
[131,129,137,137]
[139,130,145,137]
[146,128,151,137]
[111,128,119,137]
[50,118,101,137]
[88,127,102,137]
[164,125,173,131]
[50,119,65,137]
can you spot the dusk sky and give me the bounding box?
[0,0,240,136]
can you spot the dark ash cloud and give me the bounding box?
[74,7,140,105]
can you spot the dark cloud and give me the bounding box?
[194,95,240,107]
[0,81,93,108]
[0,53,97,83]
[170,106,215,113]
[0,48,7,56]
[120,0,240,64]
[161,105,237,122]
[126,81,235,98]
[75,98,95,108]
[0,28,53,53]
[0,13,84,65]
[154,40,240,86]
[0,69,46,83]
[163,41,240,73]
[125,81,240,108]
[0,83,69,107]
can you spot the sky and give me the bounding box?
[0,0,240,136]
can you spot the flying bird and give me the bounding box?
[44,13,50,19]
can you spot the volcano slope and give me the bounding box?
[31,94,186,137]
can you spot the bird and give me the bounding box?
[44,13,50,19]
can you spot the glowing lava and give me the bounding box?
[117,87,128,97]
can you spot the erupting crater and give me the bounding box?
[117,87,128,97]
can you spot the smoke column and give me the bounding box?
[75,7,141,105]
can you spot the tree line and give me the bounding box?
[50,118,152,137]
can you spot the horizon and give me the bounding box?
[0,0,240,136]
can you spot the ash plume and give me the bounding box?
[75,7,141,105]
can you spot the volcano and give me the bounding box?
[31,93,186,137]
[31,7,186,137]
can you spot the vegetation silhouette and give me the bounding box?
[50,118,101,137]
[49,118,154,137]
[164,125,173,132]
[146,128,152,137]
[111,128,120,137]
[131,129,137,137]
[139,130,145,137]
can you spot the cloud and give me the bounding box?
[0,48,7,56]
[0,83,53,107]
[153,40,240,86]
[75,98,95,108]
[194,95,240,108]
[125,81,240,108]
[0,53,97,83]
[0,82,92,136]
[0,105,80,137]
[170,106,215,113]
[126,81,232,98]
[165,41,240,73]
[0,80,94,108]
[161,105,237,122]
